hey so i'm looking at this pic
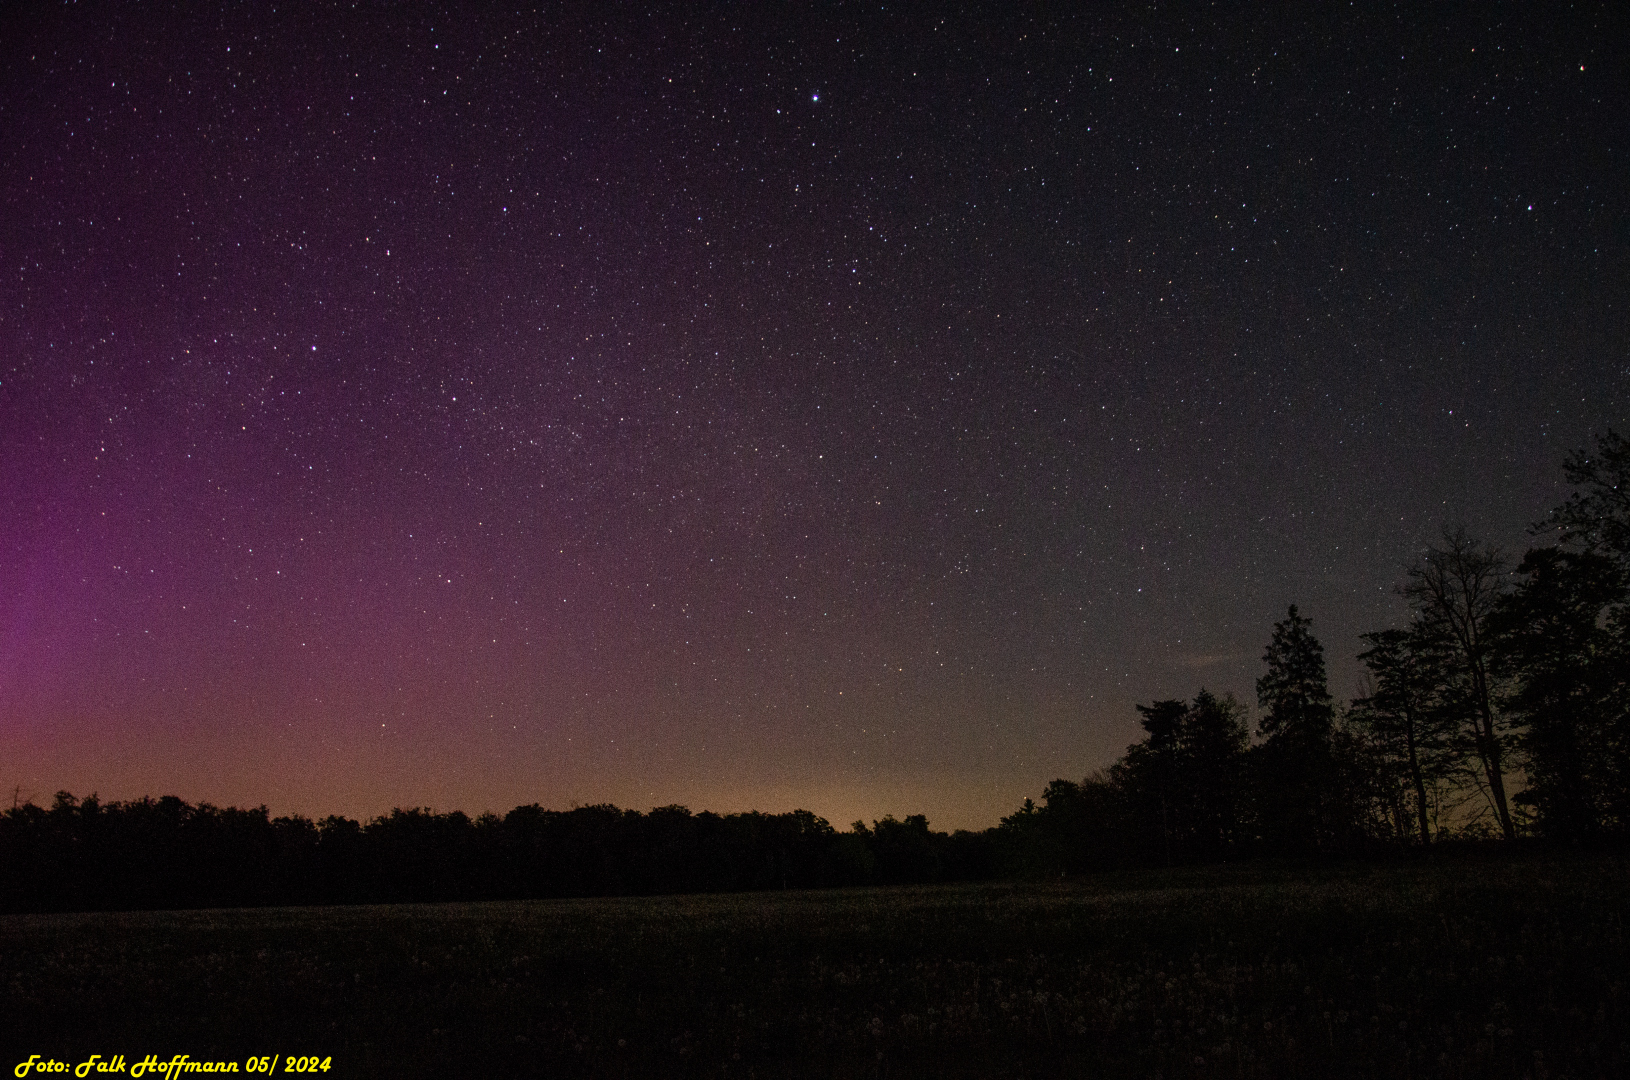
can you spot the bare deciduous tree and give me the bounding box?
[1402,529,1516,840]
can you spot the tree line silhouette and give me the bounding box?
[3,432,1625,913]
[1004,429,1630,872]
[0,795,1007,912]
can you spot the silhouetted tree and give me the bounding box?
[1491,548,1623,838]
[833,821,878,884]
[868,814,939,883]
[1257,607,1335,742]
[1178,689,1251,858]
[1125,699,1187,864]
[998,774,1128,876]
[1114,691,1248,863]
[1252,606,1344,853]
[1548,428,1630,561]
[1403,530,1517,840]
[1351,627,1460,843]
[942,827,1001,881]
[1530,429,1630,834]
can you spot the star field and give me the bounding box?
[2,3,1625,829]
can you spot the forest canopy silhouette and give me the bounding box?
[5,431,1627,914]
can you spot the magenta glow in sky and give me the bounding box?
[2,3,1625,829]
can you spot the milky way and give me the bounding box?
[2,4,1625,828]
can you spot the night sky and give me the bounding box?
[3,3,1625,830]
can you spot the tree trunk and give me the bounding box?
[1471,667,1516,841]
[1404,720,1432,845]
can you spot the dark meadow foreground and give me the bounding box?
[4,853,1625,1079]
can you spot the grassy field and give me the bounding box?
[3,853,1625,1078]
